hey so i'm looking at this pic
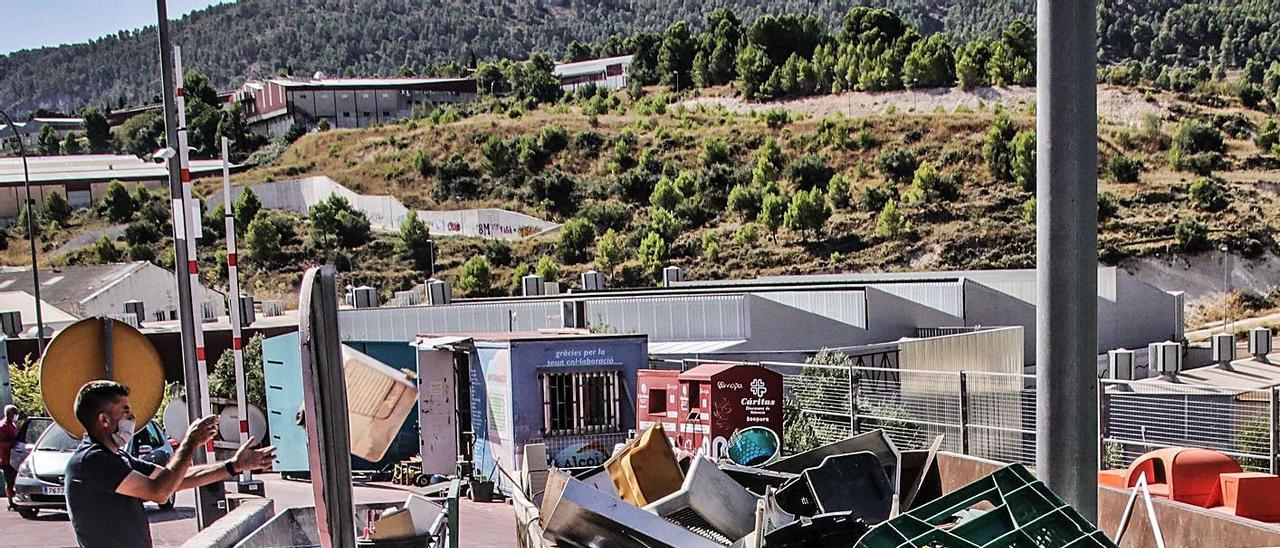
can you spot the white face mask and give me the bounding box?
[111,418,136,449]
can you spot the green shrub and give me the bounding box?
[732,224,761,246]
[787,154,834,190]
[1189,177,1229,212]
[875,148,919,183]
[1106,155,1142,183]
[557,218,596,264]
[859,183,897,213]
[727,185,763,219]
[125,220,161,246]
[875,199,907,238]
[1011,130,1036,192]
[1021,197,1036,224]
[1175,218,1210,251]
[826,174,851,209]
[457,255,493,296]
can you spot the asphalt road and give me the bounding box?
[2,473,516,547]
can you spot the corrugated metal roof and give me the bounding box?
[0,291,78,323]
[648,340,747,355]
[586,294,747,342]
[553,55,633,78]
[0,154,232,185]
[269,77,472,88]
[755,290,867,327]
[338,301,563,342]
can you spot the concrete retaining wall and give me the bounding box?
[228,176,559,240]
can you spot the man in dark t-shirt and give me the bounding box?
[64,381,276,548]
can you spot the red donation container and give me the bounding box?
[636,369,680,434]
[675,363,783,460]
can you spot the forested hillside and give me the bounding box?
[1,0,1278,115]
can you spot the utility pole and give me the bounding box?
[0,109,46,356]
[155,0,226,528]
[1036,0,1099,521]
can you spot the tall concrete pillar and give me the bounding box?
[1036,0,1099,521]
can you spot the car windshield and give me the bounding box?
[36,426,81,452]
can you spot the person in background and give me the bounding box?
[65,381,275,548]
[1,405,18,511]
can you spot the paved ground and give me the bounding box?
[2,473,516,547]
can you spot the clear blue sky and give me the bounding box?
[0,0,229,54]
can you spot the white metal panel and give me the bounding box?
[754,290,868,328]
[338,301,562,342]
[585,295,746,342]
[867,282,965,317]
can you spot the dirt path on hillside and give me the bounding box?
[680,85,1168,126]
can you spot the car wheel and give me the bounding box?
[160,496,175,511]
[17,507,38,519]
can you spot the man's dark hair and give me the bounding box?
[74,380,130,433]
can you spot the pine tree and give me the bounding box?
[395,211,433,271]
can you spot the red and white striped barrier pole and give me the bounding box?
[221,136,251,483]
[174,45,215,456]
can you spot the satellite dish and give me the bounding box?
[218,404,267,443]
[40,317,165,439]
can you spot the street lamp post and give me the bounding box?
[0,109,46,356]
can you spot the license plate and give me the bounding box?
[44,486,64,495]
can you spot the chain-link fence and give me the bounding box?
[1102,380,1275,472]
[777,361,1037,465]
[655,357,1280,471]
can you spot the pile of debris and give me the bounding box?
[518,424,1115,548]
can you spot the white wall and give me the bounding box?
[229,176,559,240]
[78,263,180,319]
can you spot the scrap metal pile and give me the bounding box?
[519,424,1116,548]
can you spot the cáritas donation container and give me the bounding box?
[673,363,783,463]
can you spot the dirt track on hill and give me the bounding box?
[680,85,1169,126]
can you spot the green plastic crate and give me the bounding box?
[857,463,1118,548]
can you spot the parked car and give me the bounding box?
[12,420,175,519]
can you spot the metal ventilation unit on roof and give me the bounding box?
[1250,327,1273,360]
[1107,349,1135,381]
[124,300,145,326]
[392,290,421,307]
[200,301,218,323]
[545,282,561,296]
[1211,333,1235,366]
[152,310,169,322]
[261,300,285,317]
[426,280,452,306]
[581,270,605,291]
[522,275,545,297]
[662,266,685,287]
[561,300,587,329]
[1149,341,1182,377]
[353,286,377,308]
[0,310,21,338]
[239,295,256,327]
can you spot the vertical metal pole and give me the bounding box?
[1098,378,1107,469]
[848,365,859,434]
[1037,0,1099,521]
[959,371,970,456]
[0,110,45,357]
[222,137,251,484]
[1270,387,1277,475]
[155,0,225,528]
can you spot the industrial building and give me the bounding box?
[336,265,1183,369]
[554,55,632,91]
[237,76,477,137]
[0,154,231,217]
[0,117,85,153]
